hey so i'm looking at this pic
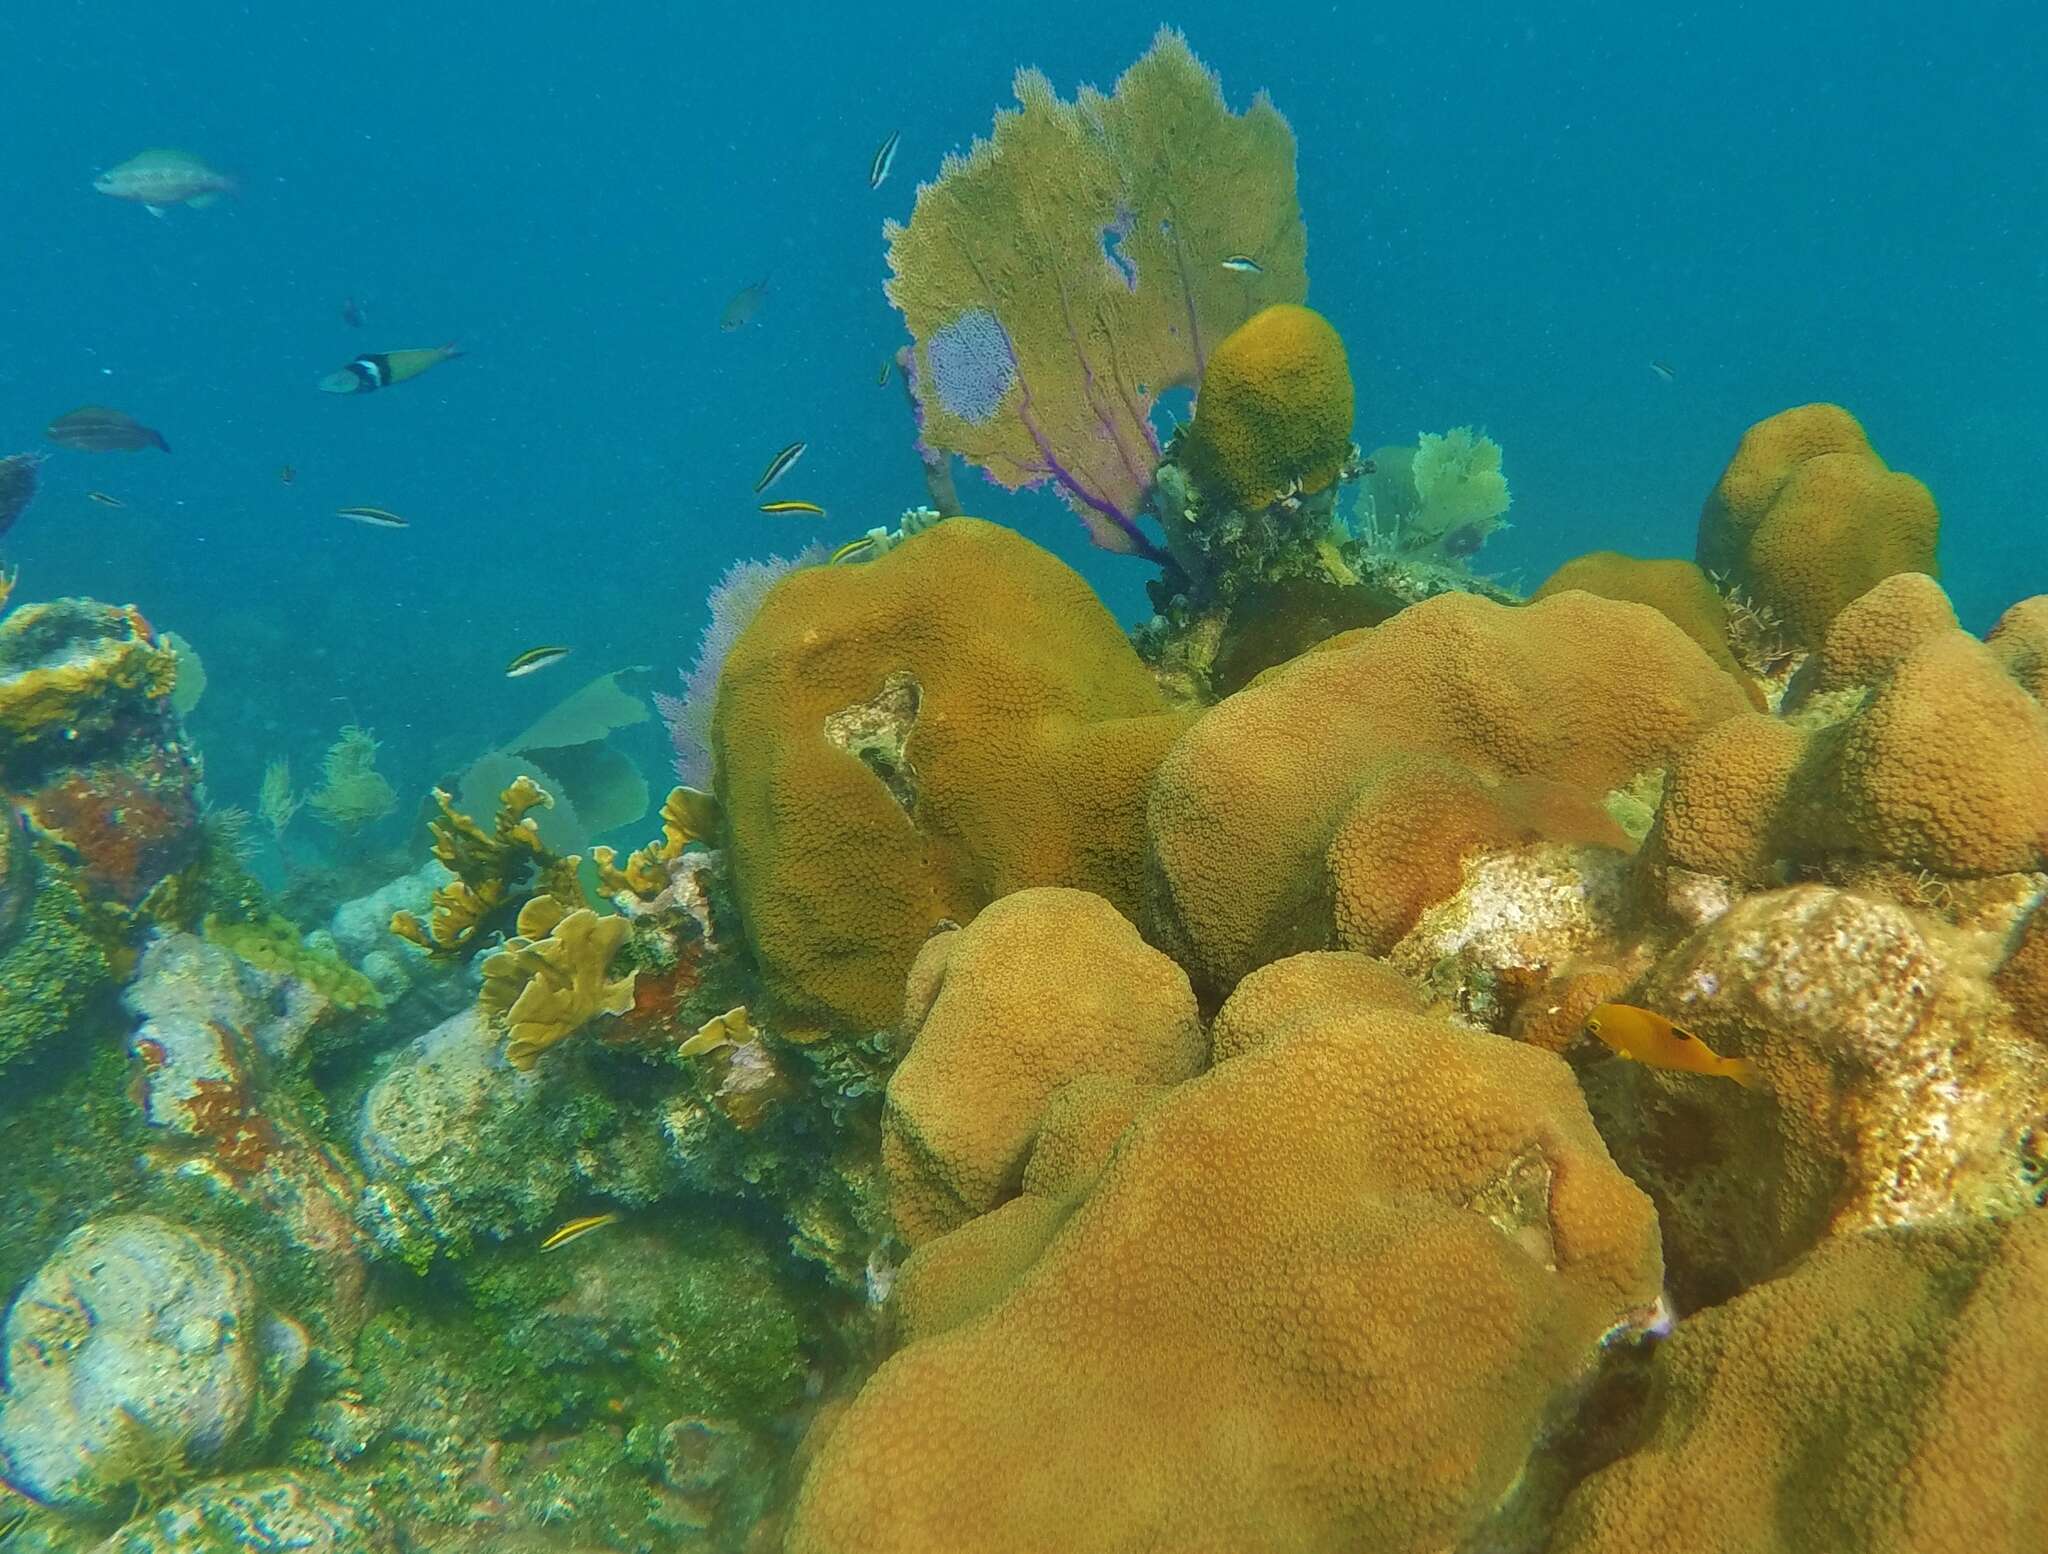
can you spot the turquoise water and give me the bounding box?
[3,5,2046,1550]
[2,2,2039,821]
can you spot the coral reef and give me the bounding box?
[882,888,1203,1244]
[1144,586,1752,998]
[887,28,1304,553]
[478,894,636,1071]
[92,1473,390,1554]
[389,776,572,955]
[1178,303,1354,511]
[788,959,1663,1553]
[1696,402,1939,647]
[713,517,1190,1034]
[304,726,396,832]
[1552,1215,2048,1553]
[1531,551,1757,695]
[656,549,822,788]
[0,1216,307,1518]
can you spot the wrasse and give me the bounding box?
[47,406,169,453]
[1220,255,1263,274]
[877,358,892,387]
[318,343,463,395]
[1650,361,1676,383]
[279,465,296,485]
[1584,1002,1758,1088]
[335,505,408,529]
[87,491,126,508]
[93,148,235,216]
[505,644,572,677]
[753,440,806,493]
[870,130,901,190]
[759,499,825,518]
[829,534,877,565]
[678,1004,752,1059]
[540,1212,621,1252]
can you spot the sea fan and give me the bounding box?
[659,548,823,786]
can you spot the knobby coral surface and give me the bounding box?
[712,518,1190,1035]
[1179,303,1354,511]
[789,967,1662,1554]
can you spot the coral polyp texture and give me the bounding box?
[1144,587,1752,998]
[886,27,1306,553]
[1179,303,1354,511]
[788,959,1663,1554]
[1551,1215,2048,1554]
[711,518,1190,1034]
[1696,402,1940,647]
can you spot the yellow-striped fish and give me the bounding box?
[87,491,126,508]
[759,499,825,518]
[540,1212,621,1251]
[505,645,572,677]
[753,441,806,493]
[829,535,877,565]
[1584,1003,1759,1088]
[336,505,408,529]
[678,1004,752,1059]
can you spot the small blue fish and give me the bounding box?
[870,131,901,191]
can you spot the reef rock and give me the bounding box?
[1584,884,2048,1310]
[91,1472,389,1554]
[327,860,468,1017]
[354,1007,681,1261]
[0,1216,308,1516]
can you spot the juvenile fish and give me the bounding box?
[678,1004,752,1058]
[1584,1002,1758,1088]
[280,465,296,485]
[336,506,408,529]
[540,1212,621,1251]
[46,406,169,454]
[753,441,806,493]
[319,344,463,395]
[1650,361,1676,383]
[1220,255,1263,274]
[759,499,825,518]
[829,534,877,565]
[720,279,769,333]
[870,130,901,190]
[87,491,126,509]
[93,148,235,216]
[505,645,572,677]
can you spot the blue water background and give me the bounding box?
[1,1,2041,837]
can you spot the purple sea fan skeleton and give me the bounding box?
[885,27,1307,558]
[657,548,822,787]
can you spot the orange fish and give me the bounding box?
[1584,1002,1758,1088]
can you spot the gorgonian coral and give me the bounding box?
[656,549,820,787]
[887,28,1307,556]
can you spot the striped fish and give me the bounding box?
[753,440,806,493]
[759,499,825,517]
[540,1212,621,1252]
[505,645,572,677]
[870,130,901,190]
[336,505,408,529]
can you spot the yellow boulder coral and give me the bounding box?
[882,887,1203,1246]
[1144,587,1752,997]
[712,518,1192,1035]
[1181,302,1354,510]
[789,983,1663,1554]
[1697,403,1939,647]
[1532,551,1756,695]
[1553,1215,2048,1554]
[479,894,635,1071]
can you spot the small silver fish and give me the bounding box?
[335,505,408,529]
[1650,361,1676,383]
[1220,255,1263,274]
[870,131,901,191]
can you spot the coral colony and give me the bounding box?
[0,27,2042,1554]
